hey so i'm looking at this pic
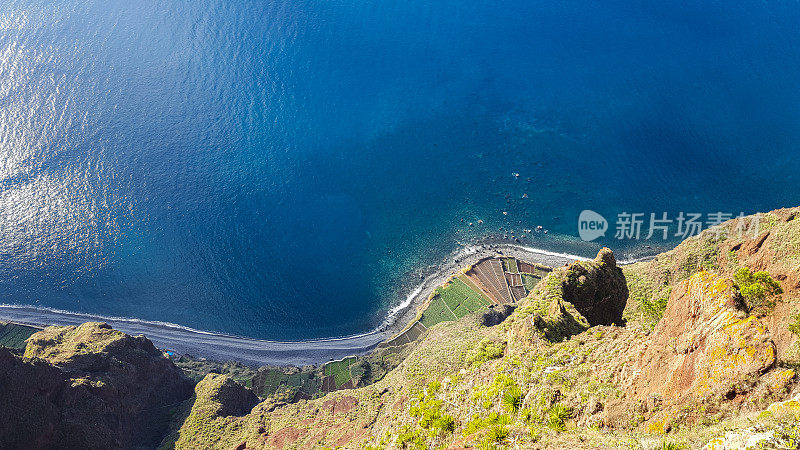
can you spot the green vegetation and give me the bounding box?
[174,356,257,388]
[789,311,800,338]
[545,404,572,432]
[395,425,426,449]
[660,443,684,450]
[485,424,509,444]
[395,380,457,448]
[463,412,512,436]
[502,258,519,274]
[521,273,540,291]
[626,271,671,328]
[771,213,800,265]
[246,366,322,400]
[733,267,783,310]
[758,420,800,449]
[501,385,523,415]
[0,322,38,349]
[324,356,357,388]
[408,384,456,438]
[419,296,457,328]
[468,339,506,367]
[420,276,492,329]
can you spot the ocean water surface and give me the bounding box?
[1,0,800,339]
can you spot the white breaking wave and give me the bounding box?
[0,244,656,356]
[0,303,382,344]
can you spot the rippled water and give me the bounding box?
[1,0,799,339]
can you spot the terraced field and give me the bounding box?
[323,356,357,389]
[419,295,457,328]
[468,259,514,304]
[522,273,541,291]
[502,257,519,273]
[251,367,321,400]
[381,257,553,354]
[0,322,39,349]
[419,274,494,328]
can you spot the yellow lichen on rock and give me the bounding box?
[766,393,800,419]
[634,271,776,401]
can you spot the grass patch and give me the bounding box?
[324,356,357,388]
[467,339,506,367]
[503,258,519,274]
[419,296,457,328]
[420,277,492,328]
[546,403,572,432]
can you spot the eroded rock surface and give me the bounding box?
[0,322,193,450]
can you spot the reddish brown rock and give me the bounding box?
[633,272,775,401]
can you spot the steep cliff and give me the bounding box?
[0,322,194,450]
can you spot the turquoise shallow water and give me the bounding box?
[1,0,799,340]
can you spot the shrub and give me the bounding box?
[789,311,800,338]
[661,443,684,450]
[733,267,783,310]
[408,386,456,438]
[468,339,506,367]
[520,407,537,425]
[485,425,509,444]
[396,425,425,449]
[753,420,800,449]
[463,412,512,437]
[546,404,572,432]
[502,385,524,415]
[642,294,669,324]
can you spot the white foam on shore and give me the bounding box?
[0,303,382,344]
[0,244,657,354]
[388,283,424,317]
[514,244,592,262]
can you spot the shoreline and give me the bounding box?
[377,242,592,340]
[0,243,656,367]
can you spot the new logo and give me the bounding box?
[578,210,607,241]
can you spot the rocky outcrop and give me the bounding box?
[558,248,629,326]
[634,272,775,401]
[599,271,781,432]
[0,322,194,450]
[196,373,259,418]
[508,248,627,347]
[478,304,516,326]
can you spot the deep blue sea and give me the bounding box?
[1,0,799,340]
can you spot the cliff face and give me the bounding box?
[0,322,194,450]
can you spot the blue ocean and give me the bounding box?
[1,0,799,340]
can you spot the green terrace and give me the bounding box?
[0,322,39,350]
